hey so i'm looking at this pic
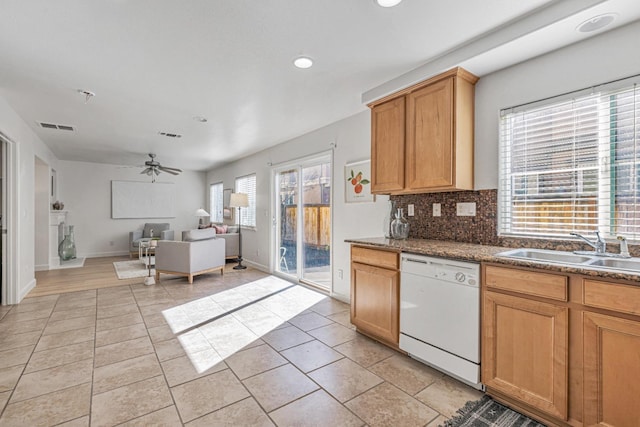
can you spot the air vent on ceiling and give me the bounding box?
[38,122,75,131]
[158,132,182,138]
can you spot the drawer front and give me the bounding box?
[583,279,640,316]
[351,246,399,270]
[485,265,568,302]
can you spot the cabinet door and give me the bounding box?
[482,291,568,420]
[350,262,399,345]
[406,77,454,190]
[583,312,640,427]
[371,97,405,194]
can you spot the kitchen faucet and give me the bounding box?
[570,231,606,254]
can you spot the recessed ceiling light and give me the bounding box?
[293,56,313,69]
[577,13,617,33]
[376,0,402,7]
[193,116,208,123]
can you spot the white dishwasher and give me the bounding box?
[399,253,481,389]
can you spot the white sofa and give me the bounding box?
[154,231,225,284]
[185,227,239,259]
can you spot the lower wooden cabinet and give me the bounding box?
[482,290,568,420]
[483,265,640,427]
[350,246,399,346]
[583,311,640,427]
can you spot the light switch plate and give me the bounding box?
[433,203,441,217]
[408,204,415,216]
[457,202,476,216]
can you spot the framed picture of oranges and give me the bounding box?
[345,159,375,203]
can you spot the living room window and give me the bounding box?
[209,182,224,223]
[235,174,257,228]
[499,78,640,241]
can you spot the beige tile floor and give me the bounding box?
[0,268,483,426]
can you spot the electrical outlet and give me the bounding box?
[457,202,477,216]
[338,269,343,279]
[433,203,441,217]
[407,204,415,216]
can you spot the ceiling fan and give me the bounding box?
[141,153,182,182]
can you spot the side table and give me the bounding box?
[140,241,157,286]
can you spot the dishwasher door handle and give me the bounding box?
[403,257,429,264]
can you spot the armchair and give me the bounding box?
[154,236,225,284]
[129,223,174,258]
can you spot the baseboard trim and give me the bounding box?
[330,292,350,304]
[35,264,49,272]
[20,278,37,302]
[243,260,269,273]
[82,250,130,258]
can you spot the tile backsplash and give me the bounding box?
[391,190,498,245]
[390,189,640,256]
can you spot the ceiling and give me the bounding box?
[0,0,638,172]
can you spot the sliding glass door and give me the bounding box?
[274,154,332,290]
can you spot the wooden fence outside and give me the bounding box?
[282,204,330,247]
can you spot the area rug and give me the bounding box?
[442,396,546,427]
[113,260,155,279]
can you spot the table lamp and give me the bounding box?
[195,208,210,228]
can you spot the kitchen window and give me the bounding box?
[235,173,257,228]
[499,78,640,240]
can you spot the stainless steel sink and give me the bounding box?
[497,248,640,274]
[585,258,640,271]
[496,249,593,264]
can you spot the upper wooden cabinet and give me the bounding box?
[371,97,405,193]
[369,67,478,195]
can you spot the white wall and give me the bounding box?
[474,20,640,189]
[34,157,49,270]
[59,161,206,258]
[0,96,59,302]
[207,111,389,301]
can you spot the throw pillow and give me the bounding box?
[213,225,228,234]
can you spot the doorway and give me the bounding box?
[273,153,332,291]
[0,139,4,303]
[0,132,19,305]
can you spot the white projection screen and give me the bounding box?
[111,181,176,219]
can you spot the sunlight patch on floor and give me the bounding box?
[162,275,328,373]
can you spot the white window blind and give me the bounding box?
[235,174,257,227]
[499,82,640,240]
[209,182,223,223]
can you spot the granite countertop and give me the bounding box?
[345,237,640,283]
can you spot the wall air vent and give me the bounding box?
[38,122,75,131]
[158,132,182,138]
